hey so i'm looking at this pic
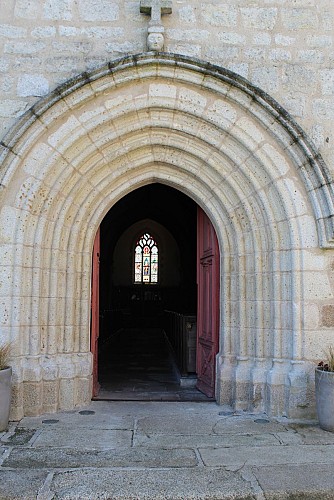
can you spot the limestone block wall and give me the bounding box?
[0,1,334,419]
[1,1,334,168]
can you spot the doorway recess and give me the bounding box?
[92,184,218,402]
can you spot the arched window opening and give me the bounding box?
[134,232,158,284]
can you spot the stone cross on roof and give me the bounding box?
[140,0,172,27]
[140,0,172,52]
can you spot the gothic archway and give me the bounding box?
[95,185,200,400]
[1,54,333,419]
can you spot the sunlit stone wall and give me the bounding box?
[1,1,334,419]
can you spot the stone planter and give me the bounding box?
[0,366,12,432]
[315,367,334,432]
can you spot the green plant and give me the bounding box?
[318,345,334,372]
[0,342,11,370]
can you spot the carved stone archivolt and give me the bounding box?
[0,54,333,419]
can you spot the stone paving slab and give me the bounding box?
[251,463,334,500]
[288,422,334,445]
[272,431,303,445]
[87,400,221,417]
[32,427,133,450]
[0,470,49,500]
[213,416,289,435]
[269,431,303,445]
[49,467,255,499]
[199,443,334,467]
[3,446,198,469]
[136,414,220,435]
[135,431,281,448]
[136,413,291,437]
[18,413,134,430]
[2,428,37,445]
[2,402,334,500]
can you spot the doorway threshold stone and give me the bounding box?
[179,375,197,388]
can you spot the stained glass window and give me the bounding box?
[134,233,158,284]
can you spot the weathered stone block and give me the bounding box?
[320,69,334,95]
[178,87,207,114]
[282,94,306,118]
[298,49,324,64]
[218,32,246,45]
[275,34,296,46]
[33,426,133,450]
[321,305,334,327]
[252,66,279,93]
[167,28,209,42]
[9,381,23,419]
[106,41,143,55]
[0,99,29,117]
[244,47,266,61]
[42,379,59,411]
[281,8,319,30]
[59,378,75,410]
[168,43,201,58]
[52,41,93,54]
[0,471,48,500]
[201,5,237,27]
[74,377,92,406]
[227,62,249,79]
[0,24,27,38]
[179,5,196,24]
[0,58,9,73]
[44,0,72,20]
[17,74,49,97]
[205,100,237,129]
[241,7,278,30]
[50,467,253,499]
[85,27,124,38]
[283,64,316,92]
[313,98,334,120]
[4,41,46,55]
[4,446,198,468]
[205,46,239,62]
[253,32,271,45]
[23,382,42,416]
[269,48,291,62]
[77,0,119,21]
[31,26,56,38]
[149,83,177,99]
[307,34,333,47]
[235,116,264,150]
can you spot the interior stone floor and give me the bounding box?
[96,328,212,402]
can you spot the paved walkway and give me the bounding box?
[1,401,334,499]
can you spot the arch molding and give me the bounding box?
[0,53,331,418]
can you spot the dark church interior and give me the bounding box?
[96,183,211,401]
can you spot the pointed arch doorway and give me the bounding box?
[91,184,220,401]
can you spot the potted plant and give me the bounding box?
[0,342,12,432]
[315,346,334,432]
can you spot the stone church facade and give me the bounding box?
[1,0,334,420]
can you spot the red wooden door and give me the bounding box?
[91,227,100,397]
[196,207,220,398]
